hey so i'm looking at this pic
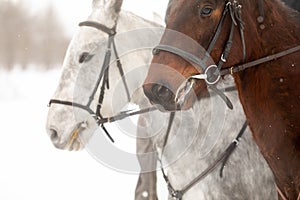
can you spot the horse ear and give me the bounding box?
[104,0,123,14]
[92,0,105,8]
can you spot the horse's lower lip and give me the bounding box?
[66,123,86,151]
[67,139,82,151]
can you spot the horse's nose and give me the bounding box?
[143,83,175,107]
[47,128,66,149]
[151,84,173,102]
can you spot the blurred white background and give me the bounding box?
[0,0,168,199]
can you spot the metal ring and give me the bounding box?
[204,65,221,85]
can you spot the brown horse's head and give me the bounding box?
[143,0,252,111]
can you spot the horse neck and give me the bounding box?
[232,1,300,197]
[117,11,160,32]
[236,0,300,144]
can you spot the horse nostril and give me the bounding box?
[151,84,173,102]
[49,128,59,143]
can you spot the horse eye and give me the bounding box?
[200,6,213,16]
[79,52,94,63]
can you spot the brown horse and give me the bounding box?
[143,0,300,199]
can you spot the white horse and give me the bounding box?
[46,0,161,199]
[46,0,277,199]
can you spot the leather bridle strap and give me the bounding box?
[79,21,116,36]
[153,44,234,109]
[220,45,300,75]
[159,120,248,200]
[112,37,131,102]
[206,2,230,54]
[48,21,124,143]
[97,106,157,124]
[80,20,131,108]
[48,99,96,116]
[152,45,207,71]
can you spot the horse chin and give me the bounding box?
[53,129,84,151]
[66,121,98,151]
[52,120,95,151]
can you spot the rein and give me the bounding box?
[221,45,300,75]
[48,20,131,143]
[158,116,248,200]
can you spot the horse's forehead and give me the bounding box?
[92,0,123,11]
[165,0,225,22]
[74,29,107,51]
[167,0,223,9]
[92,0,105,8]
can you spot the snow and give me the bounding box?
[23,0,168,36]
[0,68,167,199]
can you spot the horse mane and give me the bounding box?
[239,0,299,55]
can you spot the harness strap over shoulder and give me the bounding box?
[158,120,248,200]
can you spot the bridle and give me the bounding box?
[153,0,246,109]
[153,0,300,110]
[48,20,152,142]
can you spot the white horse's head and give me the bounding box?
[46,0,162,151]
[46,0,124,151]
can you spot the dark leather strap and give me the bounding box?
[207,2,230,54]
[153,45,207,71]
[159,120,248,200]
[112,38,131,102]
[79,21,116,36]
[221,45,300,75]
[48,99,96,116]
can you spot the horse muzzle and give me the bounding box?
[47,122,88,151]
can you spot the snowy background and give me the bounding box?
[0,0,169,199]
